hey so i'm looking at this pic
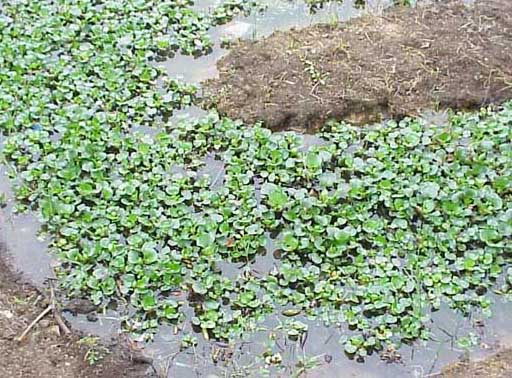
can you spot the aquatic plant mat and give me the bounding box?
[203,0,512,131]
[4,99,512,365]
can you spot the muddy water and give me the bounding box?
[1,1,512,378]
[0,162,54,286]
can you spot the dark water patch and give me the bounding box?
[198,153,225,189]
[169,106,209,125]
[300,133,331,149]
[63,310,121,340]
[134,298,512,378]
[0,210,52,287]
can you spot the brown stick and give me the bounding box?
[16,305,52,342]
[49,280,71,335]
[15,271,72,341]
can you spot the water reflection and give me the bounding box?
[0,164,53,286]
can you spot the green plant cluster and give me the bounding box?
[4,101,512,354]
[0,0,259,138]
[1,0,511,361]
[211,1,264,25]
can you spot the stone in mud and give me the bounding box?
[63,298,97,315]
[220,21,253,40]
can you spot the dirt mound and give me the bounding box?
[438,349,512,378]
[202,0,512,132]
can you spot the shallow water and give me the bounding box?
[0,161,54,286]
[1,1,512,377]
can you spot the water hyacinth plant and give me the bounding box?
[0,0,511,363]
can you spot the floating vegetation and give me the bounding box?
[4,100,512,355]
[0,0,511,365]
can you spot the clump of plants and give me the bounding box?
[78,336,110,365]
[4,100,512,355]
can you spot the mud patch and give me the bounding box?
[438,348,512,377]
[202,0,512,132]
[0,246,153,378]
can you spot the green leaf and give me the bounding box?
[196,231,215,248]
[282,232,299,252]
[192,282,207,295]
[480,228,500,243]
[143,249,158,264]
[420,182,440,198]
[268,186,288,209]
[344,342,358,354]
[305,151,321,170]
[141,293,157,311]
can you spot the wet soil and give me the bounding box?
[202,0,512,132]
[438,348,512,377]
[0,245,153,378]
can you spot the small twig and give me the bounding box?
[364,31,374,45]
[52,306,71,335]
[32,294,43,307]
[300,329,308,350]
[16,275,72,341]
[16,305,52,342]
[49,279,71,335]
